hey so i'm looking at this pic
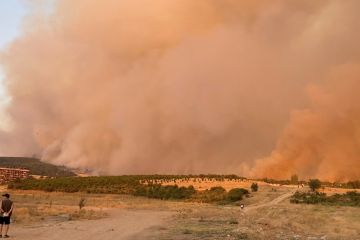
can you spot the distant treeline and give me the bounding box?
[260,178,306,185]
[0,157,75,177]
[260,177,360,190]
[321,180,360,189]
[291,191,360,207]
[8,176,249,203]
[136,174,246,181]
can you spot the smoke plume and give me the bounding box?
[0,0,359,179]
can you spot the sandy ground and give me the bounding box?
[9,209,172,240]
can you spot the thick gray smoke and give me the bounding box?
[0,0,359,180]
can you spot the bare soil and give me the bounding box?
[10,209,172,240]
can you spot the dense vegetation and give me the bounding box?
[227,188,249,201]
[8,176,250,203]
[290,191,360,207]
[134,184,196,200]
[9,176,146,194]
[190,186,250,204]
[0,157,75,177]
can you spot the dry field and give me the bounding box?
[1,183,360,240]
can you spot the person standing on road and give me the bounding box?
[0,193,14,238]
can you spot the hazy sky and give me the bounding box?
[1,0,359,180]
[0,0,27,130]
[0,0,27,86]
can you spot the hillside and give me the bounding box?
[0,157,76,177]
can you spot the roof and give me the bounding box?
[0,167,30,172]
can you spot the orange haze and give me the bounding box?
[0,0,359,180]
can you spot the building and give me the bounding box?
[0,167,30,184]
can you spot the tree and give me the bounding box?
[251,183,258,192]
[309,179,321,192]
[290,174,299,185]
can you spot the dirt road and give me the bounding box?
[10,209,172,240]
[244,192,293,212]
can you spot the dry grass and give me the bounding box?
[2,182,360,239]
[8,191,111,224]
[5,189,194,224]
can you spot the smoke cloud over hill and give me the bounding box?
[0,0,359,180]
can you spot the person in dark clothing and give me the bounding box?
[0,193,14,238]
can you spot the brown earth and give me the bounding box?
[10,209,172,240]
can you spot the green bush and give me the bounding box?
[192,186,227,203]
[209,186,226,193]
[134,184,195,200]
[251,183,258,192]
[227,188,248,202]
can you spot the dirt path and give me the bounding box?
[10,209,172,240]
[244,192,293,212]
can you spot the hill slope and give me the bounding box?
[0,157,75,177]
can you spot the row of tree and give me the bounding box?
[8,176,254,203]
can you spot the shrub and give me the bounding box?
[290,191,360,207]
[227,188,248,202]
[192,186,227,203]
[209,186,226,193]
[134,184,196,200]
[309,179,322,192]
[251,183,258,192]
